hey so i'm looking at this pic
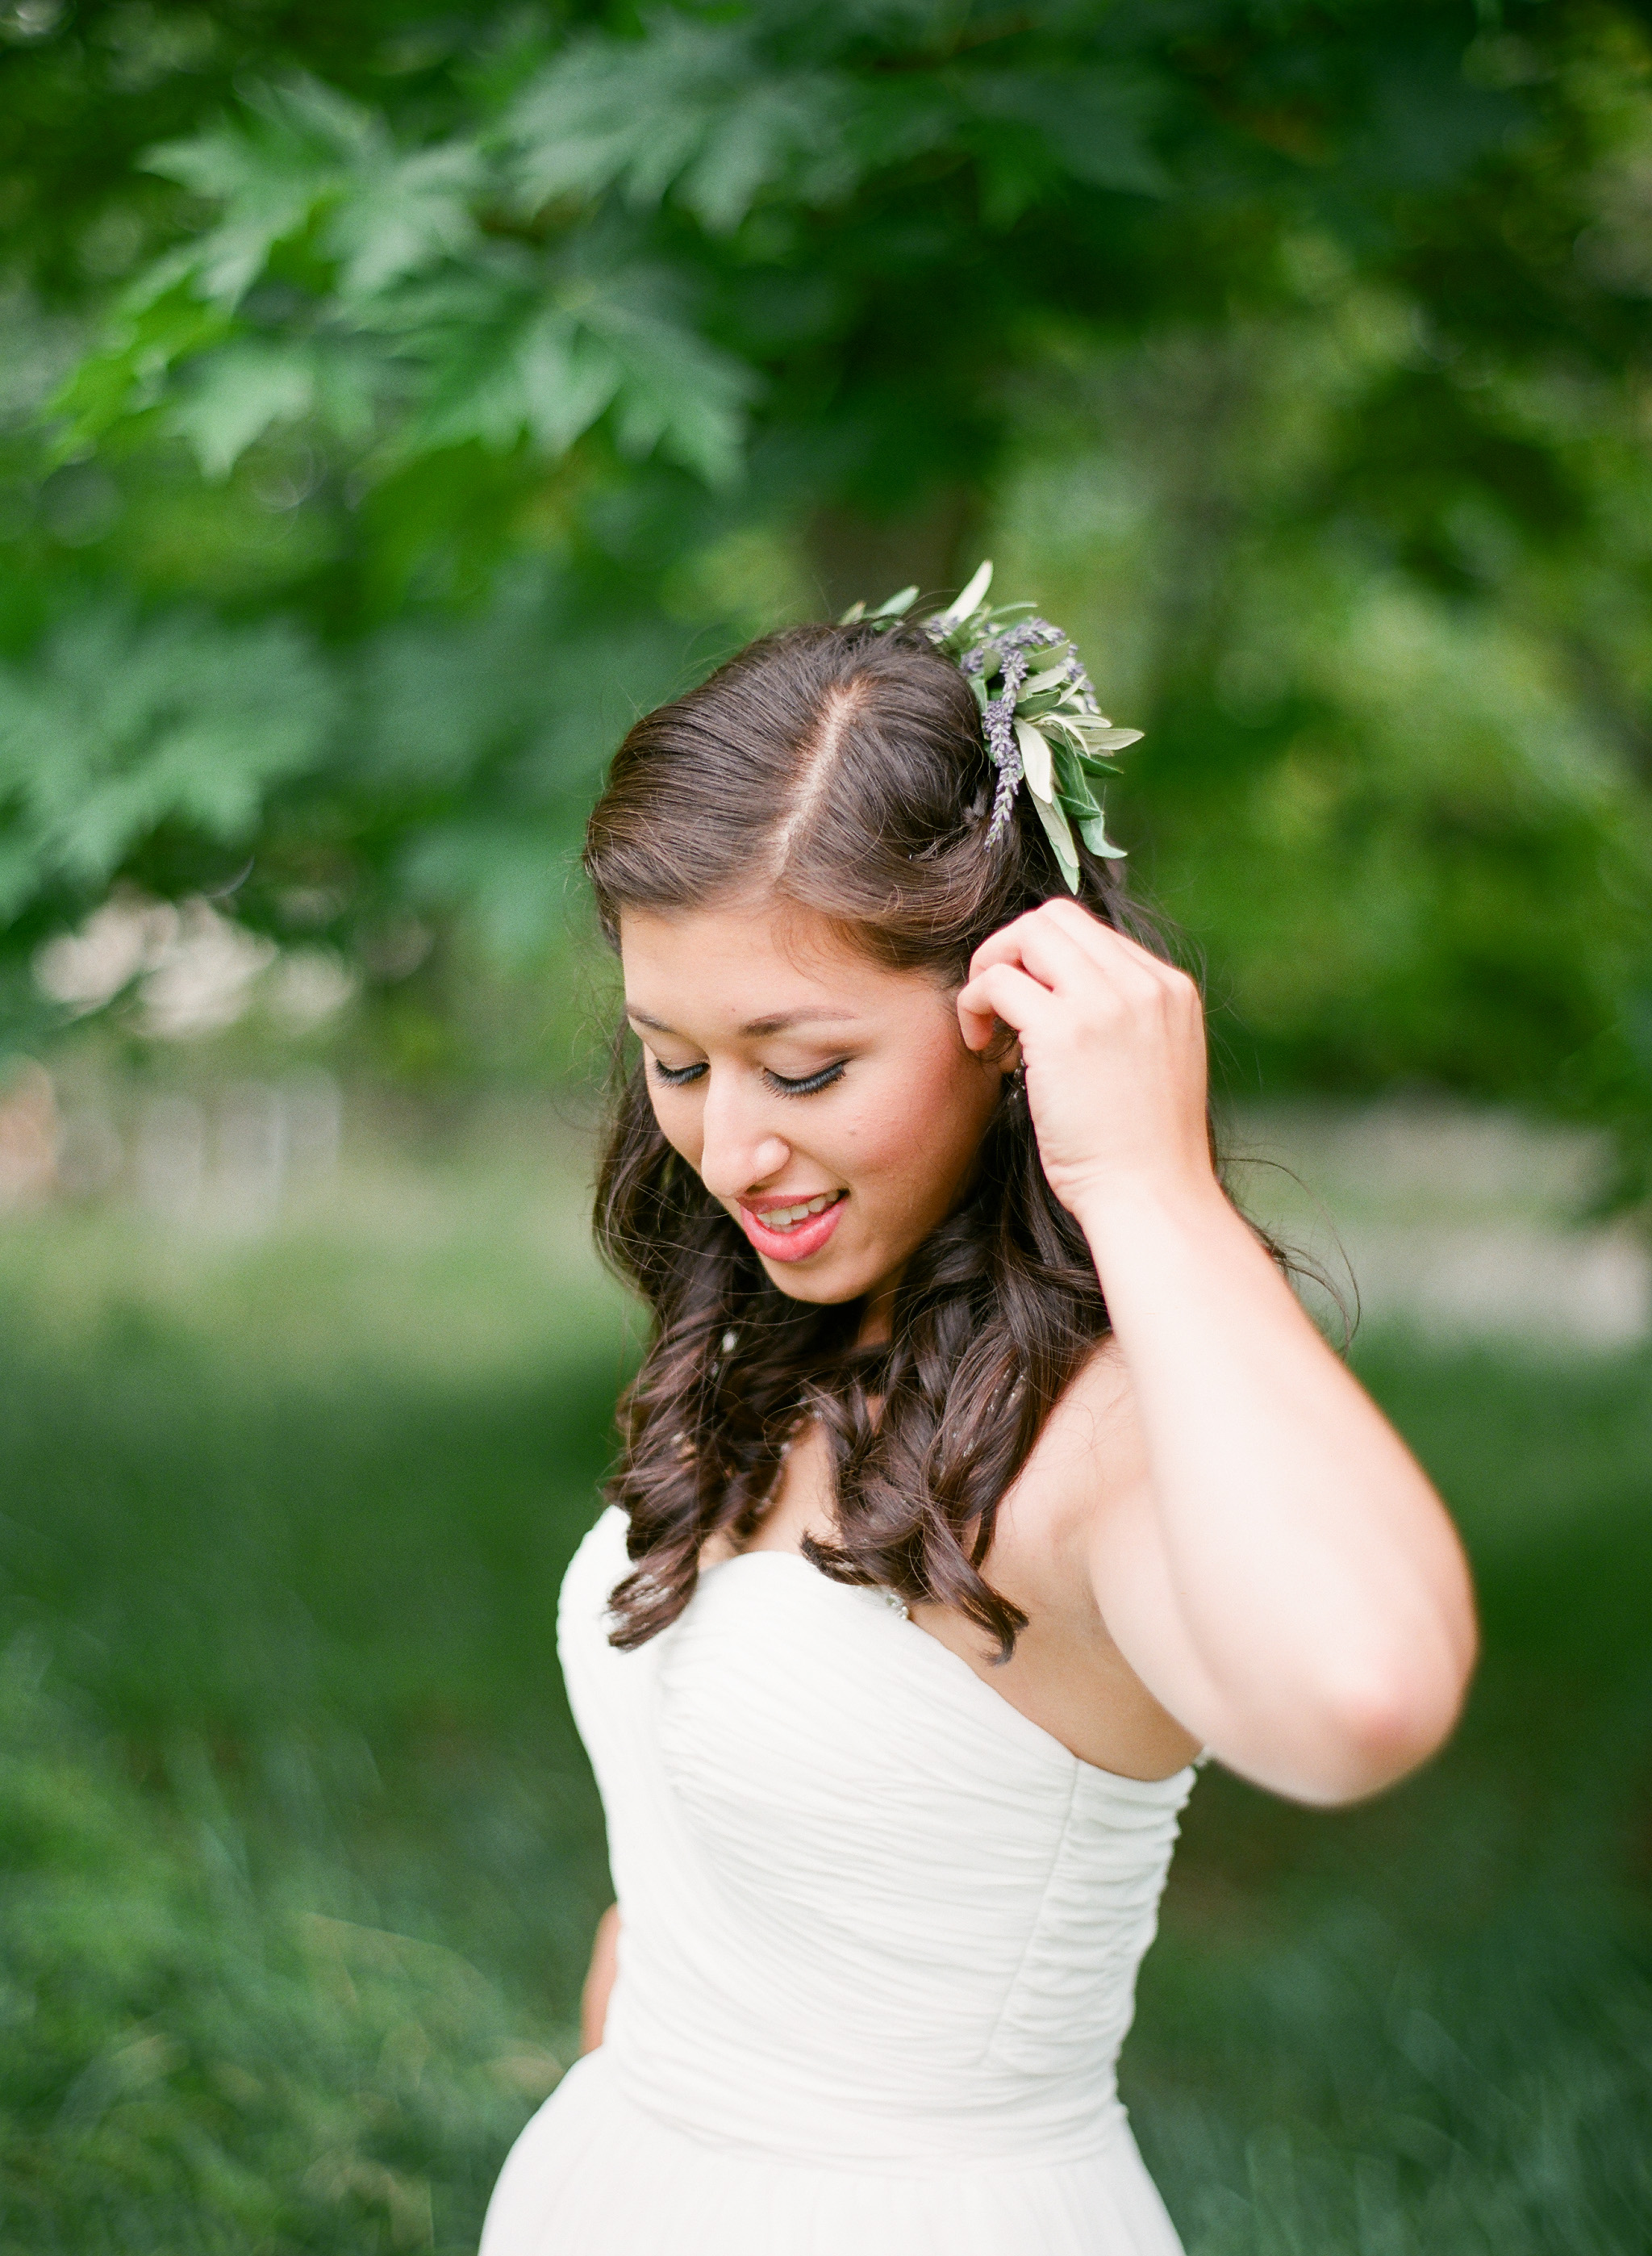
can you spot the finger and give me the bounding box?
[1083,924,1199,1015]
[968,909,1113,996]
[970,904,1158,1005]
[1038,908,1206,1029]
[956,960,1062,1048]
[1037,898,1183,988]
[966,909,1058,983]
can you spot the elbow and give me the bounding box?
[1210,1553,1480,1807]
[1302,1544,1480,1804]
[1304,1631,1477,1806]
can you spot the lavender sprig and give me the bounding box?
[850,562,1141,886]
[982,642,1039,837]
[983,705,1023,838]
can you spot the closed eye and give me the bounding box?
[648,1057,849,1097]
[764,1060,849,1097]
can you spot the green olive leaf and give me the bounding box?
[1054,747,1102,817]
[1013,717,1054,800]
[1032,792,1083,889]
[932,558,994,631]
[1078,808,1127,860]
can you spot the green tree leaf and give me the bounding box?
[0,607,338,926]
[167,340,317,478]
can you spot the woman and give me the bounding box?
[480,570,1476,2254]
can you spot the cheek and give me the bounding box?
[648,1088,702,1165]
[839,1047,988,1189]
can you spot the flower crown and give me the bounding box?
[840,560,1141,891]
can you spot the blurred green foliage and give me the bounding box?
[0,1185,1646,2252]
[0,1650,550,2252]
[0,2,1649,1186]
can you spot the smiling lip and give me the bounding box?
[736,1191,847,1264]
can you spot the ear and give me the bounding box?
[956,985,1020,1069]
[979,1021,1022,1076]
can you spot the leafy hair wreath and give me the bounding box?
[840,560,1141,891]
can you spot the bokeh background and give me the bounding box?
[2,5,1650,2250]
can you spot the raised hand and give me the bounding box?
[959,896,1475,1807]
[955,898,1215,1228]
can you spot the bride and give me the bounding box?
[479,569,1476,2254]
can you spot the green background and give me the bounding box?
[1,6,1649,2250]
[1,1132,1647,2253]
[2,0,1650,1183]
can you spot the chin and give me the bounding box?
[758,1260,868,1306]
[756,1238,895,1306]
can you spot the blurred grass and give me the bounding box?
[0,1130,1647,2252]
[1133,1338,1652,2253]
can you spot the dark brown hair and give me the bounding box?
[586,618,1176,1656]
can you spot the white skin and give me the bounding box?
[579,890,1478,2052]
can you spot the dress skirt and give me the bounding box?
[480,2048,1186,2256]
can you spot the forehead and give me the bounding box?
[619,900,922,1028]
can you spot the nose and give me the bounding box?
[696,1070,791,1202]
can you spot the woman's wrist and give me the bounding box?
[1073,1168,1306,1372]
[1069,1164,1233,1265]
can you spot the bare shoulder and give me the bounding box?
[928,1335,1201,1779]
[984,1335,1148,1612]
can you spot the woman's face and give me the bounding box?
[620,896,1010,1314]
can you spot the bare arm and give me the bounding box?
[579,1904,621,2054]
[960,900,1477,1807]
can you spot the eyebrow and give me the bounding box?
[626,1006,862,1039]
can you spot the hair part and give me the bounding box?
[585,619,1203,1656]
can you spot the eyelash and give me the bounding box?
[768,1059,849,1097]
[649,1059,849,1098]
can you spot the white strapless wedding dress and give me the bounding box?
[481,1506,1195,2254]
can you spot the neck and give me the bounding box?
[856,1280,899,1349]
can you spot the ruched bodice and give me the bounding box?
[480,1506,1196,2254]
